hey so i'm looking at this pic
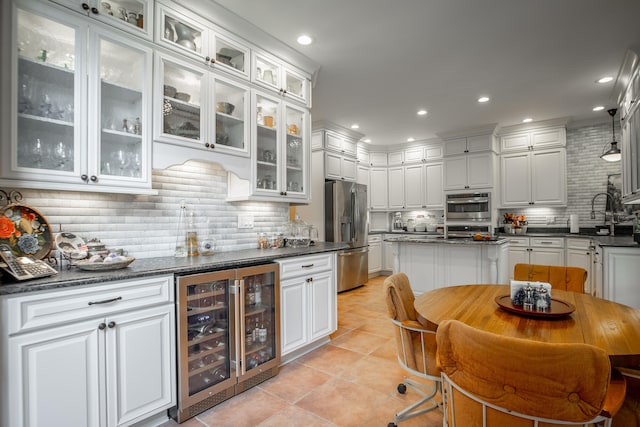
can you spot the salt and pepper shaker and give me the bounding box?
[523,285,534,311]
[536,285,550,312]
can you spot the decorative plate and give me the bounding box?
[74,256,135,271]
[495,295,575,318]
[0,203,53,259]
[55,232,88,259]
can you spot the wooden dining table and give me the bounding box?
[414,284,640,368]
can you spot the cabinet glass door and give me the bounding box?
[213,33,249,79]
[212,76,249,155]
[158,5,207,60]
[284,68,308,104]
[15,8,80,176]
[48,0,152,39]
[254,54,281,92]
[240,270,278,374]
[179,275,233,401]
[284,105,305,194]
[254,93,280,193]
[159,56,204,143]
[96,34,147,179]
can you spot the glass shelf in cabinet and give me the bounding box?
[18,113,73,127]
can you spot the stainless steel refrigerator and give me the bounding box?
[325,181,369,292]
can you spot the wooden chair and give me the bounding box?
[436,319,626,427]
[613,368,640,426]
[383,273,441,427]
[514,263,588,293]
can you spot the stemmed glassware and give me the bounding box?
[31,138,43,168]
[53,141,68,169]
[113,149,129,175]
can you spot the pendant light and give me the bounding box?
[600,108,621,162]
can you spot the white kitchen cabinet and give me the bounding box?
[444,152,495,190]
[155,1,251,81]
[369,167,389,209]
[602,246,640,309]
[404,147,424,164]
[424,162,444,209]
[369,152,388,166]
[383,237,394,271]
[499,126,566,153]
[501,148,566,207]
[1,4,155,194]
[325,152,357,182]
[277,254,337,359]
[252,50,311,106]
[2,276,176,427]
[46,0,153,40]
[356,164,370,207]
[565,238,594,294]
[323,131,357,157]
[505,237,565,279]
[227,90,309,202]
[387,150,404,166]
[357,145,370,164]
[387,166,405,209]
[404,164,425,209]
[443,134,495,156]
[368,235,382,274]
[154,52,251,157]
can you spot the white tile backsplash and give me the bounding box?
[1,161,289,259]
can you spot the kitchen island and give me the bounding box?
[385,236,509,294]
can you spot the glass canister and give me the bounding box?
[175,200,187,257]
[199,218,216,256]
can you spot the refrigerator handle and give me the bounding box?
[236,279,245,375]
[351,191,357,242]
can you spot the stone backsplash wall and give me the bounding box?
[1,161,290,259]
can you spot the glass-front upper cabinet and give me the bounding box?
[10,6,83,181]
[155,1,250,80]
[252,91,309,200]
[155,53,250,157]
[92,28,152,188]
[4,3,153,193]
[252,51,310,106]
[46,0,153,40]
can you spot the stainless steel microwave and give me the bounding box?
[446,192,491,221]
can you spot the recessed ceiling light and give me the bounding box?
[350,124,360,129]
[417,109,427,116]
[522,118,533,123]
[296,34,313,45]
[597,76,613,84]
[478,96,490,103]
[363,138,371,143]
[407,137,415,142]
[593,106,605,111]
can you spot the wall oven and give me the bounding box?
[445,224,492,238]
[446,192,491,222]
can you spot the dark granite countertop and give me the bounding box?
[384,235,508,245]
[0,242,349,296]
[498,231,639,248]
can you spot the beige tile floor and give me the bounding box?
[160,276,443,427]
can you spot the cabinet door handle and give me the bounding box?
[301,264,314,268]
[107,321,116,328]
[205,56,211,63]
[82,2,90,11]
[91,7,99,14]
[98,322,106,330]
[90,175,98,182]
[88,296,123,306]
[81,174,89,182]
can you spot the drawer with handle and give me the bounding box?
[276,253,334,279]
[6,275,173,335]
[530,237,564,248]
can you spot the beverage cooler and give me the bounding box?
[170,264,280,423]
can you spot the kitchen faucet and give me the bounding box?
[590,192,616,235]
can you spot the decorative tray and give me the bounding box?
[74,256,135,271]
[495,294,575,318]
